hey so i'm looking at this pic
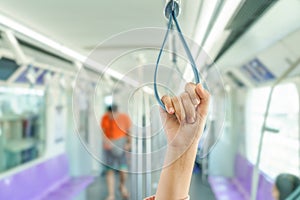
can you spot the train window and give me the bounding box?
[0,57,20,81]
[0,87,45,172]
[246,83,299,178]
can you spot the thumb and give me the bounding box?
[195,84,210,119]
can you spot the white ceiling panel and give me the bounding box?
[282,29,300,58]
[0,0,202,56]
[217,0,300,71]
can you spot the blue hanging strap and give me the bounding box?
[154,6,201,110]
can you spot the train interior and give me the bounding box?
[0,0,300,199]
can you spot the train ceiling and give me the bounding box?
[1,0,298,89]
[0,0,202,55]
[218,0,300,87]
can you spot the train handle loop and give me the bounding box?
[154,7,201,110]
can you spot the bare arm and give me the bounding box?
[155,83,210,199]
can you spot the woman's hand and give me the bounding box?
[160,83,210,153]
[154,83,210,200]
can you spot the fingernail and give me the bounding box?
[168,107,174,114]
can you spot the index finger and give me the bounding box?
[185,82,200,105]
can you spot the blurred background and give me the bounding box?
[0,0,299,199]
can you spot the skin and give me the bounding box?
[272,185,280,200]
[155,83,210,199]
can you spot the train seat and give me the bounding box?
[257,171,274,200]
[208,154,274,200]
[0,153,94,200]
[208,176,246,199]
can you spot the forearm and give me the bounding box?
[155,140,199,199]
[154,83,209,199]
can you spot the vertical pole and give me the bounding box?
[131,98,138,200]
[137,90,144,200]
[144,94,152,197]
[250,58,300,200]
[250,87,274,200]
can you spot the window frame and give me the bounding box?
[245,80,300,178]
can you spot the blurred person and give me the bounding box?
[101,104,131,200]
[272,173,300,200]
[145,83,210,200]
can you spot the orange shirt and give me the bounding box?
[101,112,131,140]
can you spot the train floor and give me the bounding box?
[86,172,215,200]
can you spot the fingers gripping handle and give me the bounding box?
[154,4,201,110]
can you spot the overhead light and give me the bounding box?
[59,45,86,62]
[194,0,219,45]
[0,14,143,88]
[203,0,243,53]
[0,14,86,63]
[0,87,44,96]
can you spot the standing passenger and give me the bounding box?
[101,104,131,200]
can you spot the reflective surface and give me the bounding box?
[0,87,45,172]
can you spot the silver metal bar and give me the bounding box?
[137,89,144,200]
[1,30,28,65]
[263,126,279,133]
[144,94,152,197]
[131,100,138,200]
[286,185,300,200]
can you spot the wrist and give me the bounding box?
[166,138,199,155]
[164,141,198,166]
